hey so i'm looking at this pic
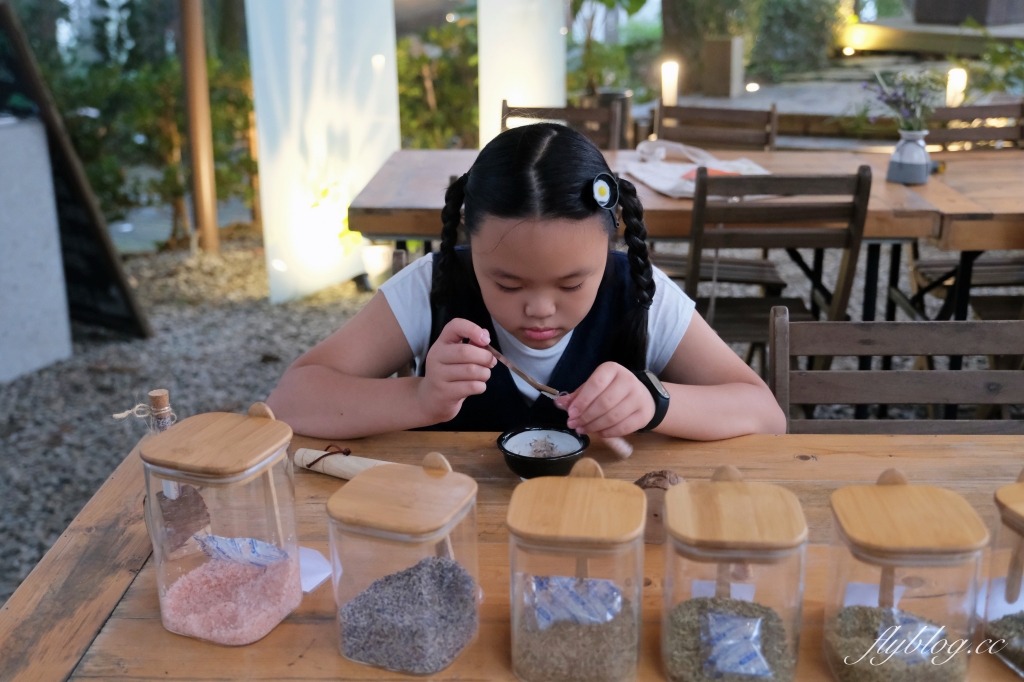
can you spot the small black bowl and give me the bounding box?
[497,427,590,479]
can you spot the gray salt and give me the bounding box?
[339,557,478,674]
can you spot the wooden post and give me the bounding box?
[180,0,219,254]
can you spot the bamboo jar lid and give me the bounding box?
[664,465,807,553]
[327,452,477,539]
[140,404,292,478]
[830,468,989,563]
[506,458,647,548]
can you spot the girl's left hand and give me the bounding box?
[557,362,655,438]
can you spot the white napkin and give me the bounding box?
[626,139,770,199]
[299,546,332,593]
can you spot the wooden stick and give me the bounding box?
[569,459,604,578]
[876,468,908,609]
[716,562,732,598]
[711,465,748,600]
[1003,467,1024,603]
[249,403,285,545]
[422,452,455,561]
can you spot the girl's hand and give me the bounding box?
[558,362,655,438]
[418,318,497,423]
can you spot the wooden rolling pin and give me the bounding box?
[295,448,391,480]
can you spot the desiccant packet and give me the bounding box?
[520,574,623,630]
[701,612,772,678]
[876,610,943,665]
[196,534,288,567]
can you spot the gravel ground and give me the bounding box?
[0,238,372,603]
[1,235,1021,604]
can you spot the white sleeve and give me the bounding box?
[379,253,434,362]
[645,266,696,376]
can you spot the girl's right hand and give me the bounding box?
[418,318,496,423]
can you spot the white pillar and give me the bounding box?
[0,118,72,381]
[478,0,567,147]
[245,0,400,303]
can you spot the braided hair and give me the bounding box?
[431,123,656,370]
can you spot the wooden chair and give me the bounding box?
[927,102,1023,150]
[769,305,1024,434]
[501,99,623,150]
[650,101,784,300]
[653,100,778,151]
[684,166,871,368]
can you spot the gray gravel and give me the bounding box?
[0,238,372,603]
[1,235,1021,604]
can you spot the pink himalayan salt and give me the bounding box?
[161,557,301,646]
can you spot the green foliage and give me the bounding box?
[570,0,651,96]
[873,0,905,18]
[968,39,1024,97]
[396,19,479,149]
[749,0,842,81]
[661,0,756,68]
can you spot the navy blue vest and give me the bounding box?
[418,246,639,432]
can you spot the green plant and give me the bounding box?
[569,0,646,96]
[868,70,945,131]
[749,0,843,82]
[968,39,1024,97]
[396,18,479,149]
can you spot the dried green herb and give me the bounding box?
[513,596,638,682]
[825,606,968,682]
[664,597,795,682]
[987,612,1024,675]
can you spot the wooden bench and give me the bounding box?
[927,102,1023,150]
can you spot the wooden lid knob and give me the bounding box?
[877,468,909,486]
[148,389,170,411]
[248,402,275,420]
[569,458,604,479]
[711,465,744,482]
[422,451,453,472]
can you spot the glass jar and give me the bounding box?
[985,472,1024,676]
[824,468,988,682]
[662,465,807,682]
[506,457,646,682]
[140,403,300,646]
[327,451,479,675]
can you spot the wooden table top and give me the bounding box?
[3,432,1024,681]
[348,149,1024,251]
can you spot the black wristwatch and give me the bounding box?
[634,370,670,432]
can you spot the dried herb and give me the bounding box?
[664,597,795,682]
[987,612,1024,675]
[825,606,968,682]
[513,595,638,682]
[339,557,478,674]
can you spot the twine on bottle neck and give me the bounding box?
[113,403,177,433]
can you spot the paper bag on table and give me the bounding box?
[626,139,769,199]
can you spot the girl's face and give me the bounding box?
[470,214,610,350]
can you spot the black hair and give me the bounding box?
[433,123,655,370]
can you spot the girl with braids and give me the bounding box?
[268,124,785,440]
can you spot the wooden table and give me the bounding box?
[348,149,945,242]
[3,432,1024,680]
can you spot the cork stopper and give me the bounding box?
[148,389,170,412]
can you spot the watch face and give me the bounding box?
[645,370,670,399]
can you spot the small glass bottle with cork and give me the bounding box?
[506,457,646,682]
[140,402,301,646]
[326,451,480,675]
[824,468,988,682]
[985,466,1024,677]
[662,465,807,682]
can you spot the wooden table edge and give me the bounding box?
[0,438,151,682]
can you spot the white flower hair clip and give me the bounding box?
[592,172,619,210]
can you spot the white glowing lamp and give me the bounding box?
[947,68,967,108]
[478,0,566,146]
[662,61,680,107]
[245,0,400,303]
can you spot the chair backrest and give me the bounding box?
[685,166,871,325]
[769,305,1024,434]
[927,102,1023,148]
[501,99,623,150]
[654,101,778,151]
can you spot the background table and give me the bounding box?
[2,432,1023,680]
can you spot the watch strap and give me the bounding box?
[634,370,669,432]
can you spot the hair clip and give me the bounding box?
[592,172,619,210]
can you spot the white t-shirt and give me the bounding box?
[380,253,696,403]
